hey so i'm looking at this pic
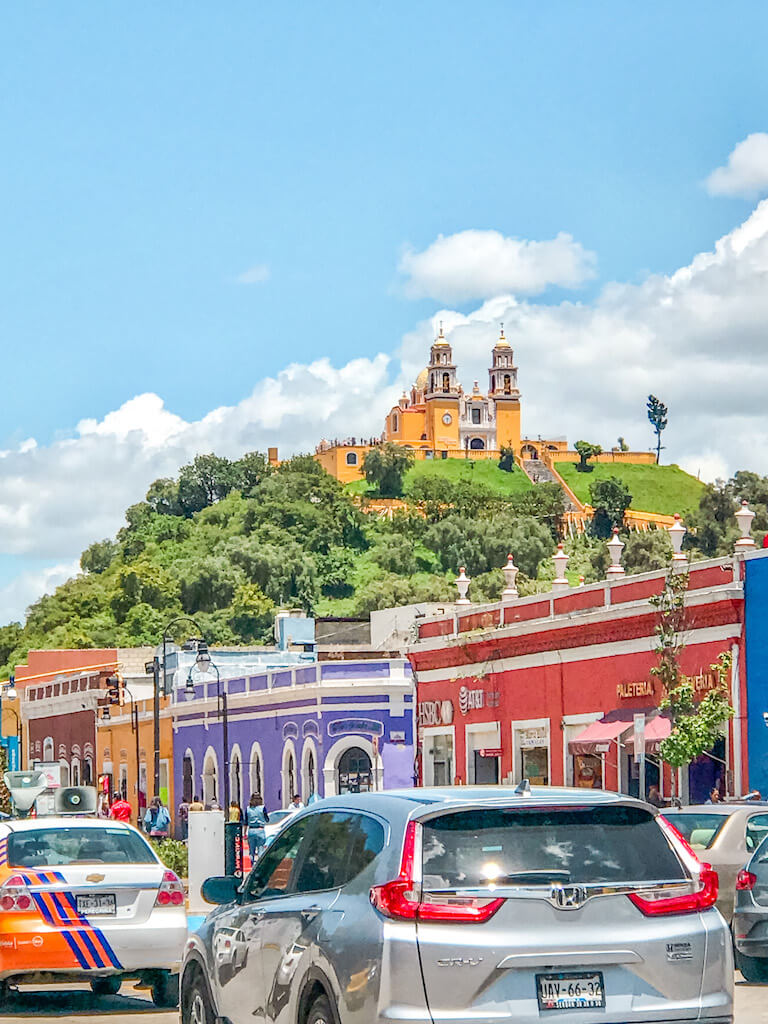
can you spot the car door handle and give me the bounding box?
[301,906,321,925]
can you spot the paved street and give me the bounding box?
[0,977,765,1023]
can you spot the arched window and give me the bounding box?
[249,743,263,800]
[43,737,54,762]
[337,747,372,794]
[71,757,80,786]
[442,372,450,392]
[491,374,495,392]
[430,373,434,392]
[83,758,93,786]
[504,374,512,394]
[182,752,194,803]
[346,452,358,466]
[230,746,243,809]
[470,437,485,450]
[302,740,318,802]
[202,748,219,807]
[392,413,399,432]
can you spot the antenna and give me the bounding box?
[514,779,531,796]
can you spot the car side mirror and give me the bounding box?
[201,875,242,906]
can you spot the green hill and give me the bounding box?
[346,457,533,497]
[555,462,705,516]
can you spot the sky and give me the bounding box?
[1,2,768,622]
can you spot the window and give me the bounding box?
[392,413,399,432]
[746,814,768,853]
[243,817,314,900]
[471,407,481,425]
[663,812,728,851]
[8,827,157,867]
[293,812,386,894]
[43,738,54,762]
[442,372,450,391]
[346,452,358,466]
[469,438,485,450]
[421,806,686,888]
[337,746,372,793]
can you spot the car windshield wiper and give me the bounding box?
[494,870,572,884]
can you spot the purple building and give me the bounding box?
[171,658,414,811]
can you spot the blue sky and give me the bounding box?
[2,3,768,619]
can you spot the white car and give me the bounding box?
[263,808,295,845]
[0,816,187,1006]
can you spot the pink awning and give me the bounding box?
[568,710,637,756]
[625,714,672,755]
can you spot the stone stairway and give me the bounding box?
[522,460,581,512]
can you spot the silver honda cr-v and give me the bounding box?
[181,787,733,1024]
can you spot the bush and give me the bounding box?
[152,838,189,879]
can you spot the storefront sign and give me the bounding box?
[418,700,454,727]
[479,747,503,758]
[519,727,548,749]
[616,680,655,699]
[692,670,719,693]
[459,686,484,715]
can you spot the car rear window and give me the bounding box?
[8,828,157,867]
[421,805,686,887]
[662,813,728,851]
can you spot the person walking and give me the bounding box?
[245,792,269,863]
[228,800,242,823]
[144,795,171,838]
[109,790,132,823]
[177,797,190,840]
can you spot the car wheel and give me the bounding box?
[151,970,180,1008]
[182,971,214,1024]
[738,953,768,983]
[307,993,334,1024]
[90,977,122,996]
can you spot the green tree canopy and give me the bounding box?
[362,443,414,498]
[574,440,602,472]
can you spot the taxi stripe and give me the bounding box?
[77,929,106,968]
[61,930,91,970]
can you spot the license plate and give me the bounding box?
[75,894,116,916]
[536,972,605,1011]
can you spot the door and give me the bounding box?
[214,816,315,1024]
[473,751,499,784]
[257,811,386,1024]
[337,747,372,794]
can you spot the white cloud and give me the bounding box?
[398,229,597,302]
[236,264,271,284]
[706,133,768,198]
[0,561,79,625]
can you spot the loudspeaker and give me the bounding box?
[54,786,98,815]
[3,771,47,814]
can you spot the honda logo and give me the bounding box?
[550,884,588,910]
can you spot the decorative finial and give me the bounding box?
[606,527,626,579]
[501,554,519,602]
[500,322,505,338]
[669,513,687,568]
[552,543,569,592]
[735,500,756,551]
[455,567,471,605]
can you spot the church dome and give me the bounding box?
[494,325,510,348]
[415,367,429,390]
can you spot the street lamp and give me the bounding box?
[1,677,20,771]
[100,685,141,808]
[185,643,229,823]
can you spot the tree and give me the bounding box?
[80,539,118,574]
[589,476,632,538]
[650,570,734,781]
[498,445,516,472]
[622,529,673,574]
[647,395,668,465]
[685,481,738,557]
[177,454,236,515]
[574,440,602,472]
[362,443,414,498]
[616,436,629,452]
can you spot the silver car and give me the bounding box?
[732,833,768,982]
[181,787,733,1024]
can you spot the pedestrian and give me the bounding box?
[144,795,171,838]
[189,793,204,812]
[177,797,190,840]
[646,785,664,808]
[245,792,269,863]
[109,790,132,823]
[290,794,304,811]
[706,787,722,804]
[228,800,242,823]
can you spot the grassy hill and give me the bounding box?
[555,462,705,516]
[346,457,533,497]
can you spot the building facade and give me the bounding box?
[409,552,765,804]
[171,658,414,812]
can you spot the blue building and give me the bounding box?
[744,552,768,797]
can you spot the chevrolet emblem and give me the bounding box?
[86,873,105,883]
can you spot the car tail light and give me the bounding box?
[0,875,35,912]
[155,869,185,907]
[370,820,504,924]
[737,870,757,891]
[627,815,719,916]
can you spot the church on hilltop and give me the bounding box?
[314,325,653,486]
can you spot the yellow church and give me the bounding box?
[314,325,582,484]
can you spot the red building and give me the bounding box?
[409,555,751,804]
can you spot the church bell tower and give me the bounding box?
[488,326,521,453]
[425,324,461,449]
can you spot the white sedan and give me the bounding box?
[0,816,187,1006]
[263,808,295,845]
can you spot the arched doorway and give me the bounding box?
[469,437,485,450]
[249,743,263,800]
[337,747,373,794]
[302,740,318,802]
[281,742,297,808]
[230,746,243,811]
[202,748,219,807]
[182,752,194,802]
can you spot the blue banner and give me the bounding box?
[1,736,19,772]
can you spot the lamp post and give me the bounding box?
[101,684,141,811]
[151,615,205,799]
[2,678,20,771]
[185,643,229,821]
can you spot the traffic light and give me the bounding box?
[106,674,122,706]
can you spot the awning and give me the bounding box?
[568,710,638,756]
[625,714,672,755]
